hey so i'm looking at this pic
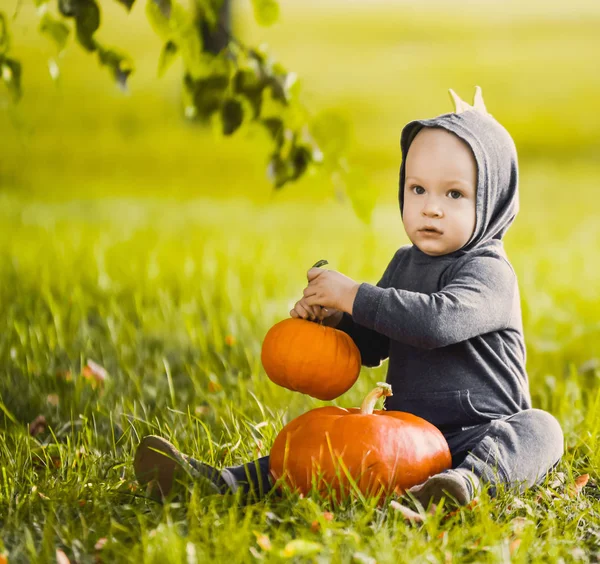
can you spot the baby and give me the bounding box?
[133,87,564,507]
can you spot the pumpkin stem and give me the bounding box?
[360,382,393,415]
[310,260,328,325]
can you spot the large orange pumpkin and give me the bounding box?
[269,383,452,502]
[261,317,361,401]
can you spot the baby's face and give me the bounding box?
[403,128,477,256]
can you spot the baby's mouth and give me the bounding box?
[419,227,443,235]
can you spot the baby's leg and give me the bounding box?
[134,435,275,504]
[222,456,274,502]
[448,408,565,497]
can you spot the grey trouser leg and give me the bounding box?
[221,455,274,502]
[445,408,565,497]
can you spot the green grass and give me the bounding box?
[0,192,599,562]
[1,0,600,561]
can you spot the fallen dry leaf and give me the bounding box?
[194,405,211,416]
[311,511,334,532]
[208,380,223,393]
[253,531,272,552]
[47,394,60,407]
[82,359,108,384]
[511,516,529,536]
[56,369,73,382]
[56,548,70,564]
[94,538,107,551]
[568,474,589,498]
[509,537,521,555]
[390,500,424,522]
[29,415,47,437]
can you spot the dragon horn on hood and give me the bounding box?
[448,86,491,117]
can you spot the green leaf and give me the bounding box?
[1,56,22,101]
[311,110,352,163]
[39,13,70,52]
[221,98,243,136]
[233,68,266,118]
[267,153,290,189]
[289,144,311,181]
[184,73,228,120]
[157,40,177,77]
[58,0,77,17]
[0,12,9,56]
[251,0,279,27]
[176,22,204,78]
[116,0,136,11]
[146,0,204,77]
[97,45,133,89]
[145,0,171,39]
[74,0,101,51]
[261,117,284,147]
[153,0,171,19]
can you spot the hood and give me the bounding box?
[398,109,519,255]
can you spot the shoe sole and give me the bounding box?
[408,475,470,508]
[133,435,186,500]
[134,435,222,501]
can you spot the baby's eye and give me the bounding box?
[412,185,425,195]
[448,190,463,199]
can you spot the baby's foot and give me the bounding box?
[407,468,480,508]
[133,435,234,501]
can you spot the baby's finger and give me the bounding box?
[307,267,324,282]
[296,301,317,320]
[303,285,318,298]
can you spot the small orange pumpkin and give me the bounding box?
[261,317,361,400]
[269,383,452,502]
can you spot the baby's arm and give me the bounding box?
[290,250,404,367]
[327,251,404,367]
[351,255,516,350]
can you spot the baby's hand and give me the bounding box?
[290,297,321,322]
[290,298,342,326]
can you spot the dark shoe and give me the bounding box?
[407,468,480,508]
[133,435,232,501]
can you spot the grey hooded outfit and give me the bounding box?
[223,109,565,501]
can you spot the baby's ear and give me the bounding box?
[448,86,492,117]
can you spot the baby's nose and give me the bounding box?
[422,205,443,218]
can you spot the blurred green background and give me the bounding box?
[1,0,599,421]
[2,0,600,413]
[2,0,599,206]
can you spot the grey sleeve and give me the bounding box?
[334,250,404,367]
[351,256,515,350]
